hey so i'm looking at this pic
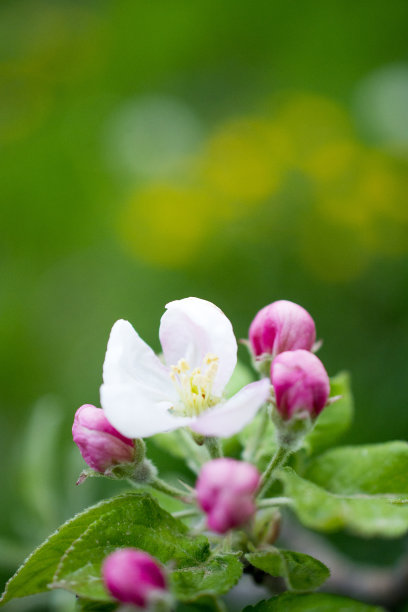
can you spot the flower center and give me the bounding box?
[170,353,220,417]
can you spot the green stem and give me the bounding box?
[221,531,233,553]
[172,508,200,519]
[243,405,269,463]
[178,428,208,472]
[151,477,189,500]
[257,496,293,508]
[204,436,223,459]
[257,446,291,499]
[128,476,189,501]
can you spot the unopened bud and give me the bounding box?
[102,548,167,608]
[72,404,135,472]
[249,301,316,372]
[271,350,330,420]
[196,458,260,534]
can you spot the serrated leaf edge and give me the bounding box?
[50,513,114,601]
[0,492,167,605]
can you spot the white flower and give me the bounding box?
[100,297,270,439]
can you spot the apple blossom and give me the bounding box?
[249,300,316,363]
[102,549,167,608]
[196,458,260,533]
[72,404,135,472]
[100,298,270,439]
[271,349,330,420]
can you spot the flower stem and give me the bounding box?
[243,405,269,463]
[257,445,291,499]
[178,428,208,472]
[204,436,223,459]
[151,477,190,500]
[172,508,200,519]
[221,531,233,553]
[257,496,293,508]
[128,476,189,501]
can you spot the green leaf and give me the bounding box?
[279,467,408,537]
[303,372,353,456]
[243,592,384,611]
[1,492,209,606]
[76,600,118,611]
[246,548,329,592]
[176,595,226,611]
[170,553,243,602]
[304,441,408,496]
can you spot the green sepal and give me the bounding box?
[77,457,157,486]
[272,409,313,452]
[246,547,330,592]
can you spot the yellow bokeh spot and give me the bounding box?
[200,118,291,202]
[118,184,221,267]
[314,149,408,258]
[116,92,408,276]
[303,140,361,184]
[275,93,353,169]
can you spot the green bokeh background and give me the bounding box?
[1,1,408,609]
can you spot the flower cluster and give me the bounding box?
[72,297,333,607]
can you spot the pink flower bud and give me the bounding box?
[249,300,316,360]
[271,350,330,420]
[196,458,260,534]
[102,548,167,608]
[72,404,134,472]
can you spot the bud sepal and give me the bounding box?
[271,408,314,453]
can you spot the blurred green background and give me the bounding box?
[1,0,408,609]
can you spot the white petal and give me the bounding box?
[190,379,271,437]
[100,383,195,438]
[103,319,176,402]
[159,297,237,395]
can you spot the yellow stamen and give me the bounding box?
[170,353,220,417]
